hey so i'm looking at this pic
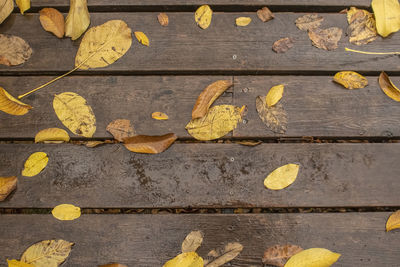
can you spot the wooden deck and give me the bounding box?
[0,1,399,266]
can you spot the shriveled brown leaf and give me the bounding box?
[98,264,127,267]
[235,140,262,146]
[262,244,303,267]
[272,37,294,53]
[182,230,204,253]
[346,7,377,45]
[257,7,274,22]
[386,210,400,231]
[0,34,32,66]
[123,133,177,154]
[192,80,233,119]
[0,176,17,201]
[308,27,342,51]
[295,14,324,31]
[0,87,32,115]
[0,0,13,24]
[379,71,400,102]
[256,96,287,134]
[106,119,136,142]
[39,8,65,38]
[158,13,169,26]
[333,71,368,89]
[204,242,243,267]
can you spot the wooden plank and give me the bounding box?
[233,75,400,138]
[0,213,397,266]
[0,12,398,73]
[1,143,400,208]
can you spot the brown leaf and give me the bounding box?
[158,13,169,26]
[106,119,136,142]
[262,244,303,267]
[235,140,262,146]
[0,176,17,201]
[272,37,294,53]
[39,8,65,38]
[257,7,274,22]
[123,133,177,154]
[295,14,324,31]
[346,7,377,45]
[98,264,127,267]
[192,80,233,119]
[204,242,243,267]
[256,96,287,134]
[379,71,400,102]
[0,34,32,66]
[308,27,342,51]
[182,230,204,253]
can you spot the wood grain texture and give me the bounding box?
[0,12,398,73]
[1,143,400,208]
[0,213,398,266]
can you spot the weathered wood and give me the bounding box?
[0,213,398,266]
[1,143,400,208]
[0,12,398,73]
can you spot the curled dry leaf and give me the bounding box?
[85,141,106,148]
[106,119,136,142]
[266,84,284,107]
[264,163,299,190]
[158,13,169,26]
[21,239,74,267]
[182,231,204,253]
[152,112,169,120]
[35,128,70,143]
[124,133,177,154]
[15,0,30,14]
[22,152,49,177]
[235,140,262,146]
[39,8,65,38]
[272,38,294,53]
[0,176,17,201]
[372,0,400,37]
[65,0,90,40]
[386,210,400,231]
[134,31,149,46]
[53,92,96,137]
[256,96,287,134]
[7,260,34,267]
[285,248,341,267]
[52,204,81,221]
[379,71,400,102]
[99,264,127,267]
[0,87,32,115]
[164,252,203,267]
[263,244,303,267]
[0,34,32,66]
[0,0,13,24]
[236,17,252,27]
[346,7,377,45]
[308,27,342,51]
[295,14,324,31]
[333,71,368,89]
[257,7,274,22]
[195,5,212,29]
[192,80,233,119]
[204,242,243,267]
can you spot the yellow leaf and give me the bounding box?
[22,152,49,177]
[266,84,284,107]
[372,0,400,37]
[53,92,96,137]
[378,71,400,102]
[195,5,212,29]
[264,164,299,190]
[152,111,169,120]
[7,259,34,267]
[65,0,90,40]
[284,248,341,267]
[163,252,203,267]
[186,105,244,141]
[0,176,17,201]
[386,210,400,231]
[346,7,377,45]
[158,13,169,26]
[134,31,149,46]
[52,204,81,221]
[204,242,243,267]
[0,0,14,24]
[21,239,74,267]
[35,128,70,143]
[236,17,252,26]
[333,71,368,89]
[182,231,204,253]
[0,87,32,115]
[15,0,30,14]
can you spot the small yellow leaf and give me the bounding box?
[266,84,284,107]
[35,128,70,143]
[236,17,252,26]
[152,111,169,120]
[378,71,400,102]
[0,87,32,115]
[386,210,400,231]
[372,0,400,37]
[22,152,49,177]
[333,71,368,89]
[134,31,149,46]
[182,231,204,253]
[284,248,341,267]
[52,204,81,221]
[15,0,30,15]
[65,0,90,40]
[264,164,299,190]
[0,176,17,201]
[158,13,169,26]
[163,252,203,267]
[195,5,212,29]
[7,259,34,267]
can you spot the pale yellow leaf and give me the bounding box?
[52,204,81,221]
[0,176,17,201]
[0,87,32,115]
[134,31,149,46]
[182,231,204,253]
[236,17,251,26]
[372,0,400,37]
[378,71,400,102]
[386,210,400,231]
[7,259,34,267]
[163,252,203,267]
[0,34,32,66]
[333,71,368,89]
[35,128,70,143]
[15,0,30,14]
[264,164,299,190]
[284,248,341,267]
[65,0,90,40]
[0,0,13,24]
[22,152,49,177]
[195,5,212,29]
[266,84,284,107]
[204,242,243,267]
[152,111,169,120]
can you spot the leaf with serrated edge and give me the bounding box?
[65,0,90,40]
[7,259,34,267]
[195,5,212,29]
[164,252,203,267]
[124,133,177,154]
[39,8,65,38]
[372,0,400,37]
[134,31,149,46]
[262,244,303,267]
[386,210,400,231]
[22,152,49,177]
[266,84,284,107]
[0,176,17,201]
[182,231,204,253]
[0,87,32,115]
[21,240,74,267]
[52,204,81,221]
[284,248,341,267]
[333,71,368,89]
[379,72,400,102]
[236,17,251,26]
[204,242,243,267]
[35,128,70,143]
[0,0,14,24]
[264,164,299,190]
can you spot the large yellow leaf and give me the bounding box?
[378,71,400,102]
[0,176,17,201]
[266,84,284,107]
[134,31,149,46]
[264,164,299,190]
[53,92,96,137]
[0,0,13,24]
[195,5,212,29]
[0,87,32,115]
[75,20,132,70]
[15,0,30,15]
[65,0,90,40]
[7,259,34,267]
[22,152,49,177]
[284,248,341,267]
[182,231,204,253]
[35,128,70,143]
[372,0,400,37]
[386,210,400,231]
[333,71,368,89]
[163,252,203,267]
[21,239,74,267]
[52,204,81,221]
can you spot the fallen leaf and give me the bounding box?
[266,84,284,107]
[35,128,70,143]
[262,244,303,267]
[85,141,106,148]
[256,96,287,134]
[106,119,136,142]
[164,252,203,267]
[21,239,74,267]
[0,87,32,115]
[257,7,274,22]
[346,7,377,45]
[186,105,244,140]
[152,112,169,120]
[39,8,65,38]
[0,176,17,201]
[99,264,127,267]
[379,71,400,102]
[284,248,341,267]
[204,242,243,267]
[333,71,368,89]
[7,260,34,267]
[372,0,400,37]
[235,140,262,146]
[22,152,49,177]
[195,5,212,29]
[53,92,96,137]
[15,0,30,14]
[264,164,299,190]
[386,210,400,231]
[272,38,294,53]
[134,31,149,46]
[124,133,177,154]
[182,231,204,253]
[0,0,13,24]
[65,0,90,40]
[295,14,324,31]
[52,204,81,221]
[236,17,252,26]
[0,34,32,66]
[192,80,233,119]
[158,13,169,26]
[308,27,342,51]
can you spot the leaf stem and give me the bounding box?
[345,47,400,55]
